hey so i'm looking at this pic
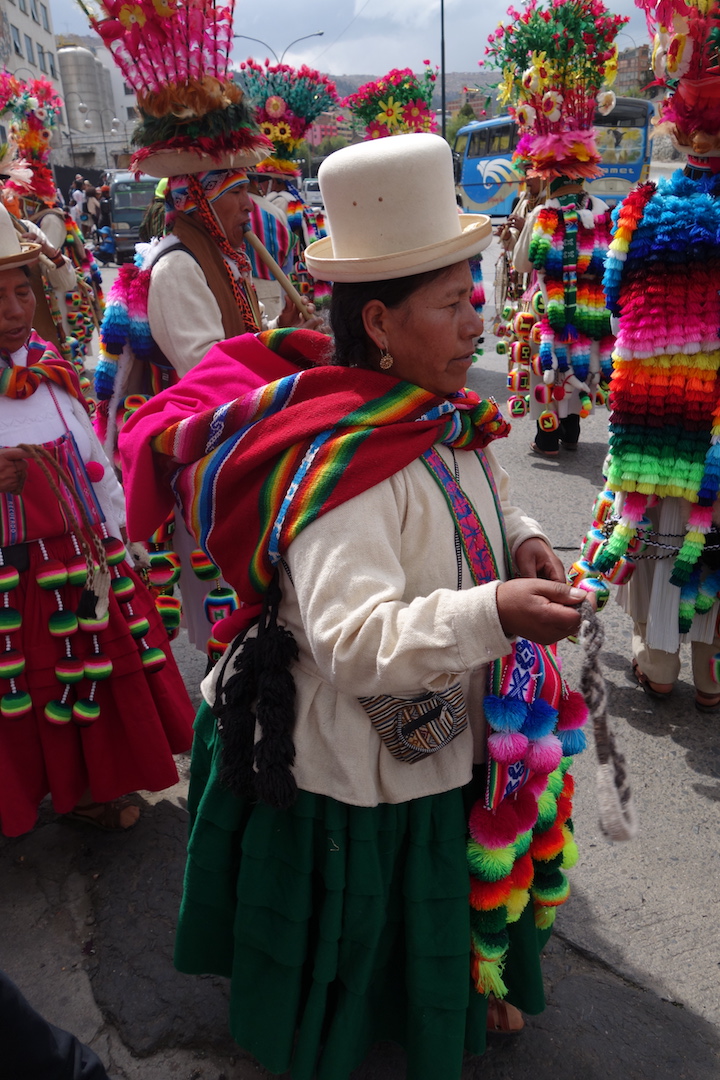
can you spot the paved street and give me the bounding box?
[1,202,719,1078]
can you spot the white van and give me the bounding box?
[302,178,323,208]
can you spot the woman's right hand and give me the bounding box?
[0,447,29,494]
[496,578,586,645]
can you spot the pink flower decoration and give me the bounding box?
[366,119,390,139]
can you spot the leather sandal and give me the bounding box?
[66,798,140,831]
[631,659,673,700]
[695,690,720,714]
[486,995,524,1035]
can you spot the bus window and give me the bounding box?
[454,133,469,160]
[489,125,513,154]
[468,129,488,158]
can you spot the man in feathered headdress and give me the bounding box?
[235,59,338,310]
[82,0,321,655]
[577,0,720,709]
[484,0,625,456]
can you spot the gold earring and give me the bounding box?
[379,349,394,370]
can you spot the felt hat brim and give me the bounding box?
[133,144,270,179]
[304,214,492,282]
[0,243,41,271]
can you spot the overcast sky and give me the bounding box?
[50,0,650,77]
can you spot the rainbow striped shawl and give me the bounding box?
[152,365,510,605]
[0,330,86,406]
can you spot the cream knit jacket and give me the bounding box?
[203,442,549,807]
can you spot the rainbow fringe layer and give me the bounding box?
[529,199,614,383]
[585,171,720,628]
[601,173,720,562]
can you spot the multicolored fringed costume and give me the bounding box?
[574,171,720,652]
[573,0,720,676]
[235,59,337,309]
[0,333,193,836]
[483,0,623,449]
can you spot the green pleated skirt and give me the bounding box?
[175,703,551,1080]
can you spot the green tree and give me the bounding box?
[316,134,350,157]
[446,103,477,145]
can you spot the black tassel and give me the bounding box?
[76,587,98,619]
[252,573,299,810]
[214,571,300,809]
[253,621,299,810]
[215,634,259,801]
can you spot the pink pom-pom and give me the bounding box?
[85,460,105,482]
[557,690,588,731]
[513,788,540,833]
[524,772,550,799]
[487,730,529,764]
[525,734,563,774]
[469,799,520,849]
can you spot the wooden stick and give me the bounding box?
[243,228,314,320]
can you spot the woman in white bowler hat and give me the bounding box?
[140,133,590,1078]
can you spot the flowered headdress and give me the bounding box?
[482,0,627,179]
[0,75,60,203]
[236,60,338,178]
[343,62,438,140]
[76,0,271,176]
[640,0,720,155]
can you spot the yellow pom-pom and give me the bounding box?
[505,887,531,923]
[534,904,557,930]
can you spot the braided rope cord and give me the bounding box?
[17,443,109,586]
[578,600,638,841]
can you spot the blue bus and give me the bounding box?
[454,97,653,216]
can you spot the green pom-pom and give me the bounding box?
[0,607,22,633]
[72,698,100,726]
[562,838,579,869]
[535,790,558,831]
[470,928,507,963]
[532,869,569,905]
[534,905,557,930]
[467,841,515,882]
[1,690,32,718]
[45,700,73,725]
[513,830,533,857]
[546,768,565,797]
[472,904,508,935]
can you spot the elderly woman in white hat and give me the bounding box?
[0,204,194,835]
[160,134,589,1078]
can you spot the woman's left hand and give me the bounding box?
[0,447,29,494]
[514,537,565,583]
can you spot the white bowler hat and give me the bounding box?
[0,202,39,269]
[305,133,491,282]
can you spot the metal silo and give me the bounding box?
[58,45,103,131]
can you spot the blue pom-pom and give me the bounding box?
[559,728,587,755]
[483,694,527,733]
[521,698,557,739]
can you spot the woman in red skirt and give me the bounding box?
[0,203,193,835]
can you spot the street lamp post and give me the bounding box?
[82,109,122,170]
[61,128,76,168]
[233,31,324,64]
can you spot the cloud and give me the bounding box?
[50,0,655,88]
